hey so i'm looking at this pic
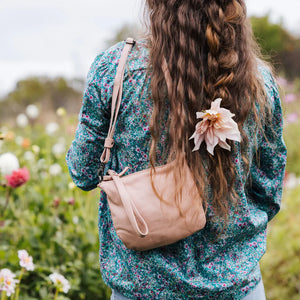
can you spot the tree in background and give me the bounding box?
[105,23,143,49]
[0,77,84,122]
[250,15,300,78]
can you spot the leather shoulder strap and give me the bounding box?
[100,38,135,165]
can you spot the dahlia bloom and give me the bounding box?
[0,152,19,175]
[5,167,30,188]
[190,98,241,155]
[18,250,35,271]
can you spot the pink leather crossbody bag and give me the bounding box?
[97,38,206,251]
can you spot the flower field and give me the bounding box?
[0,109,111,299]
[0,78,300,299]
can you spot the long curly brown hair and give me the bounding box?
[144,0,272,221]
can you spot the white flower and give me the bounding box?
[72,216,79,224]
[68,182,76,190]
[46,122,59,136]
[16,114,29,128]
[26,104,39,119]
[52,143,66,156]
[285,173,300,190]
[24,151,35,161]
[18,250,35,271]
[49,272,70,293]
[15,136,24,145]
[0,268,18,297]
[32,145,40,154]
[49,163,62,176]
[56,107,66,117]
[0,153,19,175]
[37,158,46,166]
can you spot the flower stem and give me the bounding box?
[1,187,12,217]
[53,288,59,300]
[14,268,25,300]
[1,290,7,300]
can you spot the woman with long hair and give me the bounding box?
[66,0,287,299]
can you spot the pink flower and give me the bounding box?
[18,250,35,271]
[190,98,241,155]
[68,198,75,205]
[0,268,18,297]
[276,77,288,88]
[284,93,296,103]
[5,167,30,188]
[286,113,298,124]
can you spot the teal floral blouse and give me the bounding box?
[66,40,287,299]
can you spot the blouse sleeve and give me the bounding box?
[246,72,287,221]
[66,53,110,191]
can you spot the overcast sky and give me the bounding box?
[0,0,299,97]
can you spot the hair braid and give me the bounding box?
[145,0,271,224]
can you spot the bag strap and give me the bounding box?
[98,37,172,182]
[98,37,136,181]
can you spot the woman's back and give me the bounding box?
[66,39,287,298]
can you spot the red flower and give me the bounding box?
[5,167,30,188]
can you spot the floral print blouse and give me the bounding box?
[66,40,287,299]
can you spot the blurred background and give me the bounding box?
[0,0,299,299]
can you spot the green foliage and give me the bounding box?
[261,186,300,300]
[250,15,300,79]
[0,77,84,123]
[0,115,111,299]
[280,82,300,176]
[251,15,292,56]
[8,78,46,106]
[104,23,142,48]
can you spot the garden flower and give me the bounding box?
[46,122,59,136]
[73,216,79,224]
[22,138,31,149]
[4,131,15,141]
[18,250,35,271]
[16,114,29,128]
[68,182,76,190]
[52,143,66,156]
[32,145,40,154]
[68,198,75,205]
[0,268,18,297]
[276,76,288,88]
[56,107,66,117]
[24,151,35,161]
[49,164,62,176]
[26,104,39,119]
[49,272,70,293]
[0,153,19,175]
[286,113,298,124]
[53,197,61,208]
[190,98,241,155]
[284,93,296,103]
[6,167,30,188]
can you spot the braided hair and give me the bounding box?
[145,0,271,220]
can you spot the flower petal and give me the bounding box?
[218,140,231,151]
[205,128,219,155]
[211,98,222,111]
[192,134,205,151]
[196,111,206,119]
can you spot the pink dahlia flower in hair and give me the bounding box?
[190,98,241,155]
[5,167,30,188]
